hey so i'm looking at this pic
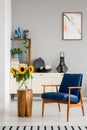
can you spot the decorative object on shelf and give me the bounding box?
[17,27,21,38]
[10,48,22,58]
[36,66,52,73]
[33,57,52,72]
[23,30,29,38]
[14,30,18,38]
[10,65,34,89]
[33,57,45,72]
[56,52,68,73]
[14,27,21,38]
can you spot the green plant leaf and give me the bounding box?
[15,74,21,82]
[10,48,22,56]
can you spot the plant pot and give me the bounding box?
[17,89,33,117]
[13,54,20,58]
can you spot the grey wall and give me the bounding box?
[12,0,87,96]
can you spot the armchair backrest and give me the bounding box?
[59,74,83,97]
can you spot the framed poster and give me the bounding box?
[62,12,82,40]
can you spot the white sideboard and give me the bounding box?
[9,73,63,98]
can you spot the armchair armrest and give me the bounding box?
[68,86,83,103]
[42,84,60,93]
[68,86,82,89]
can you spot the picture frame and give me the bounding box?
[62,12,82,40]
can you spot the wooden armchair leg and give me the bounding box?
[80,91,85,116]
[81,100,85,116]
[81,104,85,116]
[58,103,61,112]
[67,104,70,122]
[42,100,44,117]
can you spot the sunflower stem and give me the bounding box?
[18,80,25,89]
[24,82,28,89]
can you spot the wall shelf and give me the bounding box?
[11,38,31,65]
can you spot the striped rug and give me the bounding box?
[0,126,87,130]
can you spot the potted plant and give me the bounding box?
[10,48,22,58]
[23,30,29,39]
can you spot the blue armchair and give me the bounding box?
[41,74,85,121]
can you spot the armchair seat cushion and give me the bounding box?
[42,92,79,103]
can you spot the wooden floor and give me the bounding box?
[0,99,87,126]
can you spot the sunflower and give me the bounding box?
[18,66,26,75]
[10,68,16,76]
[10,65,34,89]
[28,65,34,74]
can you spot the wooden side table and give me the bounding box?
[17,89,33,117]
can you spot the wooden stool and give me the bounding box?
[17,89,33,117]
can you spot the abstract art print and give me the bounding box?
[62,12,82,40]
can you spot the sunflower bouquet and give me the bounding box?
[10,65,34,89]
